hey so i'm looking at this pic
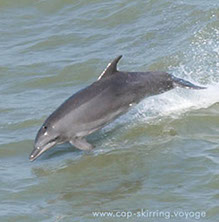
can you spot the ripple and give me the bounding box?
[0,0,219,221]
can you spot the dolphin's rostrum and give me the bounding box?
[29,56,206,161]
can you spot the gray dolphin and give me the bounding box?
[29,55,206,161]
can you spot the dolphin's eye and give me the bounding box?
[43,126,47,130]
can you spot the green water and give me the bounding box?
[0,0,219,221]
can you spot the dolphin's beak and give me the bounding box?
[29,141,57,162]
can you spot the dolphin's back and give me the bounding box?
[46,72,132,127]
[46,71,173,125]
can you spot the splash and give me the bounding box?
[136,26,219,122]
[136,84,218,122]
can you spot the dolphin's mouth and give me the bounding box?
[29,139,58,162]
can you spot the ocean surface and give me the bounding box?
[0,0,218,221]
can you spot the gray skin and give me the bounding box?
[29,55,206,161]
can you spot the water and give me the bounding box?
[0,0,218,221]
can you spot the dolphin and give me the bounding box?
[29,55,206,161]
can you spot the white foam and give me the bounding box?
[136,83,219,122]
[135,26,219,122]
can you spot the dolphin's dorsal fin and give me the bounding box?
[98,55,122,80]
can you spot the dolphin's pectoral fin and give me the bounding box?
[98,55,122,80]
[70,137,94,151]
